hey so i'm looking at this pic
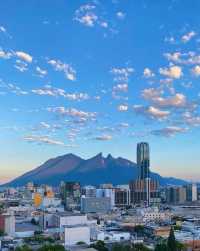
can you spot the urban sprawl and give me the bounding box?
[0,143,199,251]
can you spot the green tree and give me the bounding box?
[90,240,108,251]
[167,227,177,251]
[0,229,4,236]
[155,243,167,251]
[15,245,33,251]
[37,244,65,251]
[132,243,150,251]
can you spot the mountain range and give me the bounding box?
[3,153,187,187]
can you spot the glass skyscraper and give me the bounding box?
[137,142,150,180]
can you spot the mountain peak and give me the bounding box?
[2,153,187,187]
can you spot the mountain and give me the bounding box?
[3,153,187,187]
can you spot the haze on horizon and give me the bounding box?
[0,0,200,184]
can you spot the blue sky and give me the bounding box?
[1,0,200,184]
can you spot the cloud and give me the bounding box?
[151,126,188,137]
[24,135,65,146]
[14,60,28,72]
[94,135,112,141]
[111,67,134,82]
[47,107,96,119]
[15,51,33,63]
[39,122,51,129]
[164,51,200,65]
[133,105,170,120]
[142,88,163,100]
[191,65,200,77]
[48,59,76,81]
[0,26,6,33]
[117,104,128,111]
[74,4,98,27]
[32,85,89,100]
[181,31,196,43]
[2,82,28,95]
[159,65,182,79]
[36,66,47,77]
[0,50,12,59]
[152,93,187,108]
[116,12,126,19]
[142,88,188,109]
[182,112,200,127]
[113,83,128,92]
[143,68,155,78]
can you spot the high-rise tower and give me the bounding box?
[137,142,150,180]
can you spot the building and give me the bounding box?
[137,142,150,180]
[185,183,197,202]
[96,188,115,208]
[64,225,90,246]
[166,186,186,204]
[81,197,111,213]
[0,212,15,237]
[60,181,81,210]
[82,186,97,198]
[129,142,160,206]
[114,187,130,207]
[54,213,88,228]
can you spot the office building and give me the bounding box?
[130,142,159,206]
[81,196,111,213]
[60,181,81,210]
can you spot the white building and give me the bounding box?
[0,213,15,237]
[55,213,88,228]
[64,225,90,246]
[137,207,171,223]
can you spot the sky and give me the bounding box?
[0,0,200,184]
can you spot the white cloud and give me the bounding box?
[142,88,163,100]
[47,107,96,119]
[142,88,186,108]
[0,50,12,59]
[152,93,186,108]
[32,85,89,101]
[48,59,76,81]
[116,12,126,19]
[94,135,112,141]
[111,67,134,82]
[133,105,170,120]
[143,68,155,78]
[15,51,33,63]
[113,83,128,92]
[0,26,6,33]
[159,65,182,79]
[39,122,51,129]
[14,60,28,72]
[24,135,65,146]
[191,65,200,77]
[74,4,98,27]
[36,66,47,76]
[164,51,200,65]
[151,126,188,137]
[182,112,200,127]
[181,31,196,43]
[118,104,128,112]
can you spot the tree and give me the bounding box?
[132,243,150,251]
[155,243,167,251]
[15,245,33,251]
[167,227,177,251]
[0,229,4,236]
[37,244,65,251]
[90,240,108,251]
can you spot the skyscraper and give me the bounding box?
[137,142,150,180]
[129,142,160,206]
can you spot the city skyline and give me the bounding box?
[1,0,200,184]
